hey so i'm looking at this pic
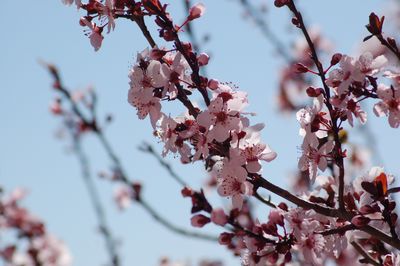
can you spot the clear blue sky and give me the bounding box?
[1,0,398,265]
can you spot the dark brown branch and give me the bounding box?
[285,0,346,211]
[317,224,356,236]
[253,190,277,209]
[351,241,382,266]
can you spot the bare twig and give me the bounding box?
[138,142,187,187]
[72,137,120,266]
[239,0,291,61]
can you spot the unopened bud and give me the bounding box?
[191,214,210,228]
[188,3,205,21]
[330,53,342,66]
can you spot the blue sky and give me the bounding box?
[1,0,398,265]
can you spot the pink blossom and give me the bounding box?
[352,52,387,81]
[188,3,206,21]
[300,225,325,265]
[331,95,367,126]
[197,53,209,66]
[232,123,277,173]
[296,95,328,138]
[128,88,162,128]
[298,135,334,182]
[81,17,104,51]
[158,115,179,156]
[101,0,115,33]
[373,84,400,128]
[197,97,242,142]
[208,79,219,90]
[216,152,253,210]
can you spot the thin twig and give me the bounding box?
[72,137,120,266]
[239,0,291,61]
[138,142,187,187]
[253,191,277,208]
[139,199,218,241]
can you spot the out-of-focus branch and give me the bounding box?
[138,142,187,187]
[139,199,217,241]
[72,136,120,266]
[239,0,291,62]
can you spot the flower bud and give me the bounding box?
[197,53,209,66]
[191,214,210,228]
[330,53,342,66]
[188,3,205,21]
[208,79,219,90]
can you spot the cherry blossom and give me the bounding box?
[298,135,334,182]
[373,84,400,128]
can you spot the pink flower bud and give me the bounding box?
[211,208,228,226]
[306,87,323,97]
[190,214,210,228]
[218,232,234,245]
[208,79,219,90]
[197,53,209,66]
[188,3,205,21]
[294,63,308,73]
[351,215,371,227]
[181,186,193,197]
[330,53,342,66]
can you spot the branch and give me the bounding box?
[239,0,291,62]
[351,241,382,266]
[138,198,218,241]
[72,137,120,266]
[285,0,346,211]
[253,190,277,209]
[138,142,187,187]
[317,224,356,236]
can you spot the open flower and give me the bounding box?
[298,135,334,182]
[374,84,400,128]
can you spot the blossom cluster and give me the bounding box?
[0,188,71,266]
[128,47,277,210]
